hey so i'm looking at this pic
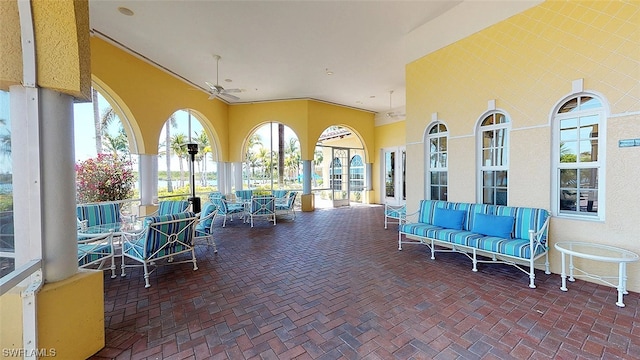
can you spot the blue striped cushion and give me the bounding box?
[78,243,111,266]
[77,203,121,227]
[158,200,189,215]
[399,223,441,237]
[417,200,448,224]
[477,236,545,259]
[495,206,549,244]
[235,190,254,201]
[143,212,196,258]
[196,202,216,233]
[272,190,288,198]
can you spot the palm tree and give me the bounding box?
[195,130,211,186]
[162,115,177,192]
[103,127,129,156]
[92,89,102,154]
[284,137,300,182]
[170,133,188,188]
[278,124,285,186]
[245,133,262,186]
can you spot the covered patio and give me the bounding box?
[91,205,639,359]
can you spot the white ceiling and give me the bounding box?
[88,1,539,114]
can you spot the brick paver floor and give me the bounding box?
[90,205,640,359]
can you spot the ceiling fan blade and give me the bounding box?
[208,93,217,100]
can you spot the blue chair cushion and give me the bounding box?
[432,207,466,230]
[472,213,514,239]
[196,202,216,233]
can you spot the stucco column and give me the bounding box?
[301,160,314,211]
[232,162,243,191]
[138,154,158,215]
[18,88,77,282]
[302,160,312,194]
[365,162,373,204]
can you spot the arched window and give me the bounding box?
[477,112,509,205]
[349,154,364,193]
[425,123,448,200]
[553,95,605,219]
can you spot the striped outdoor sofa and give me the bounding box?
[398,200,551,288]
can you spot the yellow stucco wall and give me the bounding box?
[90,37,229,157]
[0,0,91,99]
[406,1,640,291]
[373,121,406,204]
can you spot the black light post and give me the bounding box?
[187,143,201,213]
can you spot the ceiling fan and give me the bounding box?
[386,90,406,119]
[205,55,242,101]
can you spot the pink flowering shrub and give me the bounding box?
[76,154,134,203]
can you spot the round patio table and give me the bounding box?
[554,242,639,307]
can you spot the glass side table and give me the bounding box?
[554,242,639,307]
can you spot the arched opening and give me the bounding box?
[73,87,137,204]
[158,109,219,200]
[315,126,366,207]
[242,122,301,192]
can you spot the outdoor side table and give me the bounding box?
[554,241,639,307]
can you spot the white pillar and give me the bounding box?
[302,160,312,194]
[232,162,243,191]
[138,154,158,206]
[12,87,77,282]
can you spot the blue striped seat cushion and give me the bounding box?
[476,236,546,259]
[78,243,111,266]
[399,223,441,237]
[430,229,485,247]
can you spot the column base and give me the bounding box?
[301,194,315,212]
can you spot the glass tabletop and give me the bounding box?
[554,242,639,262]
[81,221,143,235]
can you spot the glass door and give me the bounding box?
[383,147,406,205]
[331,147,350,207]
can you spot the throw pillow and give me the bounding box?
[472,213,514,239]
[432,207,466,230]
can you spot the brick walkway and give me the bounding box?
[91,205,639,359]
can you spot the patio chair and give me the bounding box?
[194,201,218,253]
[78,230,116,278]
[271,189,289,199]
[249,196,276,227]
[275,191,297,220]
[235,189,254,203]
[77,202,121,228]
[210,196,245,227]
[120,212,199,288]
[145,200,190,217]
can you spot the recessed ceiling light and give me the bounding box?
[118,7,134,16]
[369,95,376,98]
[225,79,232,83]
[325,68,334,75]
[355,101,363,104]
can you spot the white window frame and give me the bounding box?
[424,122,449,200]
[551,93,607,221]
[476,111,511,205]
